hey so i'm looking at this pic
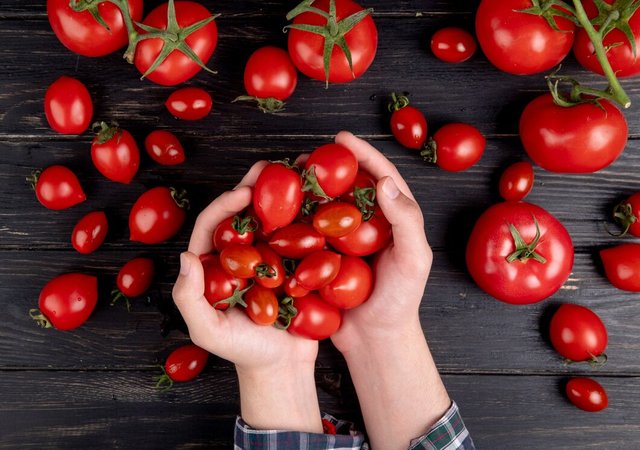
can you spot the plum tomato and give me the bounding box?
[431,27,477,64]
[388,93,428,150]
[29,165,86,210]
[294,250,342,290]
[213,215,256,252]
[129,187,188,244]
[44,76,93,134]
[115,257,155,298]
[201,254,248,310]
[72,211,108,254]
[165,87,212,120]
[155,343,209,389]
[549,304,607,363]
[422,123,485,172]
[304,143,358,198]
[288,293,342,340]
[219,244,263,279]
[327,206,391,256]
[566,377,609,412]
[245,284,279,326]
[268,223,326,259]
[600,244,640,292]
[313,201,362,238]
[145,130,186,166]
[253,162,304,234]
[284,275,311,298]
[255,243,285,289]
[91,122,140,184]
[499,162,535,201]
[319,256,373,309]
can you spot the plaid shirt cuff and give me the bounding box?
[409,402,475,450]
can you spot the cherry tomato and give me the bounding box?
[476,0,575,75]
[213,216,256,252]
[219,244,262,279]
[389,93,428,150]
[566,378,609,412]
[288,293,342,340]
[549,304,608,362]
[31,273,98,331]
[499,162,535,201]
[466,201,574,305]
[424,123,485,172]
[304,143,358,198]
[245,285,279,326]
[162,344,209,383]
[255,243,285,289]
[144,130,186,166]
[600,244,640,292]
[91,122,140,184]
[201,254,248,310]
[520,94,628,173]
[295,250,342,291]
[44,76,93,134]
[48,0,143,57]
[313,201,362,238]
[253,162,304,234]
[328,207,391,256]
[284,276,311,298]
[431,27,477,64]
[129,187,188,244]
[30,165,86,210]
[613,193,640,237]
[268,223,326,259]
[165,87,212,121]
[342,169,376,204]
[134,1,218,86]
[72,211,108,254]
[287,0,377,84]
[319,256,372,309]
[116,257,155,298]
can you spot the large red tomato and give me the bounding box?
[253,162,304,234]
[600,244,640,292]
[466,201,574,304]
[288,293,342,340]
[129,187,188,244]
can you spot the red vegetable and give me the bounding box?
[165,87,212,121]
[129,187,188,244]
[145,130,186,166]
[245,285,279,326]
[44,76,93,134]
[612,193,640,237]
[91,122,140,184]
[566,377,609,412]
[388,93,428,150]
[72,211,108,254]
[294,250,342,290]
[499,162,534,201]
[201,254,248,310]
[600,244,640,292]
[422,123,485,172]
[29,165,86,210]
[304,144,358,198]
[431,27,476,64]
[155,344,209,389]
[288,293,342,340]
[549,304,607,363]
[319,256,372,309]
[253,162,304,234]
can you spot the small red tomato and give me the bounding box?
[72,211,108,254]
[288,293,342,340]
[320,256,373,309]
[423,123,486,172]
[295,250,342,290]
[304,144,358,198]
[253,162,304,234]
[129,187,188,244]
[255,242,285,289]
[219,244,263,279]
[44,76,93,134]
[549,304,608,363]
[566,377,609,412]
[613,193,640,237]
[201,254,248,310]
[166,87,212,120]
[388,93,428,150]
[499,162,534,201]
[91,122,140,184]
[342,169,377,204]
[30,165,86,210]
[328,207,392,257]
[156,344,209,389]
[144,130,186,166]
[431,27,477,64]
[284,275,311,298]
[268,223,326,259]
[600,244,640,292]
[116,257,155,298]
[245,285,279,326]
[313,201,362,238]
[213,216,256,252]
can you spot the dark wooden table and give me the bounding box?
[1,1,639,448]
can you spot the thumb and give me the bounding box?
[172,252,205,305]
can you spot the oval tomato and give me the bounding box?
[72,211,108,254]
[129,187,188,244]
[313,201,362,238]
[245,285,279,326]
[284,275,311,298]
[466,201,574,305]
[549,304,608,362]
[219,244,262,279]
[304,143,358,198]
[116,257,155,298]
[201,254,248,310]
[390,105,428,150]
[31,165,86,210]
[162,344,209,383]
[145,130,186,166]
[166,87,212,120]
[600,244,640,292]
[431,27,477,64]
[268,223,326,259]
[295,250,341,290]
[328,207,391,257]
[520,94,628,173]
[423,123,485,172]
[44,76,93,134]
[255,243,285,289]
[253,162,304,234]
[91,122,140,184]
[499,162,535,201]
[213,215,256,252]
[288,293,342,340]
[613,193,640,237]
[319,256,372,309]
[566,377,609,412]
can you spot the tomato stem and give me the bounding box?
[232,95,286,114]
[506,216,547,264]
[387,92,410,112]
[25,169,42,191]
[274,296,297,330]
[111,288,131,312]
[153,365,174,391]
[611,201,636,236]
[29,309,52,329]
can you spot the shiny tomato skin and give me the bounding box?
[166,87,212,120]
[466,201,574,305]
[245,285,279,326]
[615,193,640,237]
[255,243,285,289]
[201,254,248,309]
[328,207,392,257]
[319,256,373,309]
[288,0,377,83]
[313,201,362,238]
[116,257,155,298]
[165,344,209,382]
[91,128,140,184]
[38,273,98,330]
[219,244,262,279]
[268,223,326,259]
[134,2,218,86]
[129,187,187,244]
[305,144,358,198]
[600,244,640,292]
[499,162,535,201]
[72,211,108,254]
[341,169,377,204]
[34,165,86,210]
[47,0,143,57]
[432,123,486,172]
[284,276,311,298]
[145,130,186,165]
[288,293,342,340]
[245,46,298,100]
[566,378,609,412]
[213,216,255,252]
[431,27,477,64]
[549,304,607,361]
[295,250,342,290]
[476,0,575,75]
[44,76,93,134]
[390,106,428,150]
[253,163,304,234]
[520,94,628,173]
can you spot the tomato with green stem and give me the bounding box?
[388,93,428,150]
[220,244,263,279]
[499,162,535,201]
[72,211,108,254]
[549,304,608,363]
[245,285,279,326]
[44,76,93,134]
[253,162,304,234]
[287,293,342,340]
[155,344,209,390]
[112,257,155,310]
[612,193,640,237]
[566,377,609,412]
[28,165,86,210]
[145,130,186,166]
[255,243,285,289]
[91,122,140,184]
[129,187,189,244]
[213,215,256,252]
[166,87,212,120]
[201,254,248,310]
[327,206,391,256]
[431,27,477,64]
[600,244,640,292]
[304,143,358,198]
[422,123,485,172]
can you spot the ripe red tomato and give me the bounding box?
[134,1,218,86]
[613,193,640,237]
[129,187,188,244]
[47,0,143,57]
[253,162,304,234]
[288,293,342,340]
[466,201,574,305]
[72,211,108,254]
[284,276,311,298]
[520,94,628,173]
[116,257,155,298]
[295,250,342,290]
[423,123,485,172]
[600,244,640,292]
[319,256,372,309]
[30,165,86,210]
[145,130,186,166]
[201,254,248,310]
[91,122,140,184]
[31,273,98,331]
[44,76,93,134]
[160,344,208,386]
[255,243,285,289]
[166,87,212,121]
[219,244,262,279]
[213,216,256,252]
[268,223,326,259]
[341,169,377,219]
[475,0,575,75]
[431,27,477,64]
[389,94,428,150]
[313,201,362,238]
[304,144,358,198]
[549,304,608,362]
[499,162,535,201]
[566,378,609,412]
[245,285,279,326]
[328,207,391,256]
[287,0,377,84]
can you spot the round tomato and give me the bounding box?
[388,93,428,150]
[341,169,377,220]
[134,1,217,86]
[313,201,362,238]
[48,0,143,57]
[255,243,285,289]
[613,193,640,237]
[91,122,140,184]
[129,187,188,244]
[288,293,342,340]
[328,207,391,256]
[284,275,311,298]
[201,254,248,310]
[268,223,326,259]
[304,144,358,198]
[549,304,607,362]
[287,0,377,84]
[476,0,575,75]
[499,162,535,201]
[295,250,342,290]
[566,377,609,412]
[116,257,155,298]
[72,211,108,254]
[165,87,212,120]
[145,130,186,165]
[431,27,477,64]
[156,344,208,389]
[30,165,86,210]
[219,244,262,279]
[466,201,574,305]
[31,273,98,331]
[44,76,93,134]
[600,244,640,292]
[520,94,628,173]
[319,256,372,309]
[422,123,485,172]
[253,162,304,234]
[245,285,279,326]
[213,216,256,252]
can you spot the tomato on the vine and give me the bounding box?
[294,250,342,290]
[600,244,640,292]
[549,304,608,363]
[155,344,209,389]
[288,293,342,340]
[388,93,428,150]
[431,27,477,64]
[213,216,256,252]
[566,377,609,412]
[253,162,304,234]
[166,87,212,120]
[129,187,188,244]
[268,223,326,259]
[44,76,93,134]
[422,123,485,172]
[91,122,140,184]
[220,244,263,279]
[145,130,186,166]
[29,165,86,210]
[499,162,535,201]
[313,201,362,238]
[319,255,372,309]
[328,206,391,256]
[304,144,358,198]
[201,254,248,310]
[245,285,279,326]
[613,193,640,237]
[72,211,108,254]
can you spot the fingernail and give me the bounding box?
[179,252,191,276]
[382,177,400,199]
